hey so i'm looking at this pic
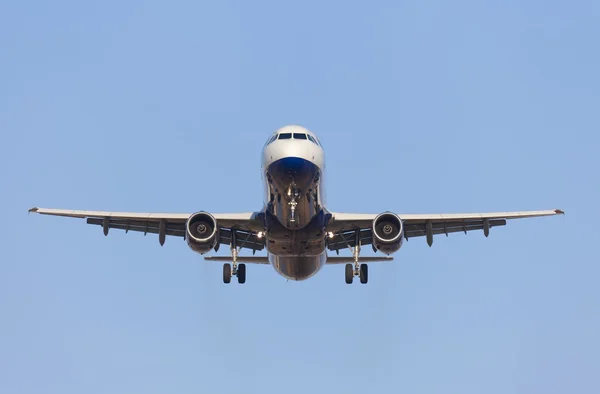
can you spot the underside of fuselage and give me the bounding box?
[264,156,329,280]
[268,254,328,281]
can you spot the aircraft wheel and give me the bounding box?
[345,264,353,284]
[359,264,368,284]
[223,263,232,284]
[237,263,246,284]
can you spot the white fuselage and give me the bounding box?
[260,125,329,280]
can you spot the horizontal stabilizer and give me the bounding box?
[203,256,394,264]
[204,256,270,264]
[325,256,394,264]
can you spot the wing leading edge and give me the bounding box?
[29,207,564,254]
[326,209,564,252]
[28,207,265,252]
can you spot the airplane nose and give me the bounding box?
[278,157,306,175]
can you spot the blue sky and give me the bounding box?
[1,1,599,393]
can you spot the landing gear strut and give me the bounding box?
[222,230,247,284]
[287,183,301,227]
[342,230,368,284]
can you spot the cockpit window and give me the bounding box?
[307,135,317,145]
[265,135,277,146]
[293,133,307,140]
[278,133,292,140]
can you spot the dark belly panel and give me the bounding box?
[269,254,326,281]
[265,209,328,257]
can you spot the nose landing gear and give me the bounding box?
[286,182,301,227]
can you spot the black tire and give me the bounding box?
[237,263,246,284]
[359,264,368,284]
[223,263,232,284]
[345,264,353,284]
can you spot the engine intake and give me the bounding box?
[372,212,404,255]
[186,212,219,254]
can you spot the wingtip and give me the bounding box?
[28,207,39,213]
[555,209,565,215]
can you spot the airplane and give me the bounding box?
[29,125,564,284]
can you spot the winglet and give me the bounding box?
[28,207,39,213]
[555,209,565,215]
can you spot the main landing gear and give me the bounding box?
[223,262,246,284]
[343,231,368,284]
[222,231,246,284]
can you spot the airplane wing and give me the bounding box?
[28,207,266,252]
[325,209,564,252]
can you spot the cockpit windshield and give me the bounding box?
[265,131,322,147]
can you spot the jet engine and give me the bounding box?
[372,212,404,255]
[185,212,219,254]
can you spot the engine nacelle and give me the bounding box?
[185,212,219,254]
[372,212,404,255]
